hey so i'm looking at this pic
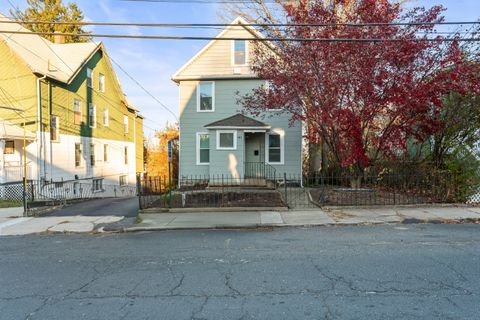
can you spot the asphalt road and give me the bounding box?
[1,224,479,319]
[46,197,139,217]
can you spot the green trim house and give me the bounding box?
[172,17,302,183]
[0,13,144,193]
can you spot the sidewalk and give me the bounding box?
[128,205,480,232]
[0,207,124,236]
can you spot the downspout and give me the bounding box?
[133,111,137,180]
[36,75,47,182]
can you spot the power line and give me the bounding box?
[1,29,479,42]
[1,18,480,28]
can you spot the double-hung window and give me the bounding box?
[99,73,105,92]
[123,115,129,134]
[119,175,127,186]
[87,68,93,88]
[89,104,96,128]
[93,179,103,192]
[74,99,82,124]
[75,143,82,167]
[267,131,284,164]
[104,144,108,162]
[197,82,214,112]
[196,133,210,165]
[4,141,14,154]
[50,115,59,142]
[233,40,247,65]
[216,130,237,150]
[90,144,96,167]
[103,108,109,127]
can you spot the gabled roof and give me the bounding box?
[0,13,101,84]
[205,113,270,129]
[171,16,265,82]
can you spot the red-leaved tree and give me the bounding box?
[241,0,479,173]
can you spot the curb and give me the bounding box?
[121,217,480,233]
[140,207,289,214]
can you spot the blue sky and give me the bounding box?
[1,0,479,137]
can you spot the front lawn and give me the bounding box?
[0,200,23,208]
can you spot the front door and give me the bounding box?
[244,132,265,178]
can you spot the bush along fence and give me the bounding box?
[138,167,480,210]
[0,179,137,207]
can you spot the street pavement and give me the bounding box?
[47,197,139,217]
[0,224,479,319]
[0,197,139,235]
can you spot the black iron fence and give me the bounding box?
[138,175,282,209]
[138,168,480,210]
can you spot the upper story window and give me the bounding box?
[87,68,93,88]
[103,108,109,127]
[233,40,247,65]
[99,73,105,92]
[89,104,96,128]
[197,82,215,112]
[50,115,60,142]
[74,99,82,125]
[123,115,129,134]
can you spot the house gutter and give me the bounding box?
[36,74,47,182]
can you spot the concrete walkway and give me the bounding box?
[0,212,124,236]
[128,205,480,231]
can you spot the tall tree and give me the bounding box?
[240,0,479,174]
[10,0,91,43]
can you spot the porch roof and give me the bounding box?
[0,120,36,140]
[204,113,271,130]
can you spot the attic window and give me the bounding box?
[233,40,247,65]
[87,68,93,88]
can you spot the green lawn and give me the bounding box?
[0,200,23,208]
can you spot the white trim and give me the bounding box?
[231,39,249,67]
[265,129,284,165]
[196,81,215,112]
[196,132,210,165]
[172,17,264,80]
[243,129,267,133]
[216,130,237,150]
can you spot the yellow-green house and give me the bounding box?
[0,14,144,192]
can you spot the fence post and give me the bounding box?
[284,172,288,206]
[136,174,142,209]
[221,174,224,207]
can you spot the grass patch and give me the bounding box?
[0,200,22,208]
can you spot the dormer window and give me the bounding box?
[233,40,247,66]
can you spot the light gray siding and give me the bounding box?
[179,79,302,178]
